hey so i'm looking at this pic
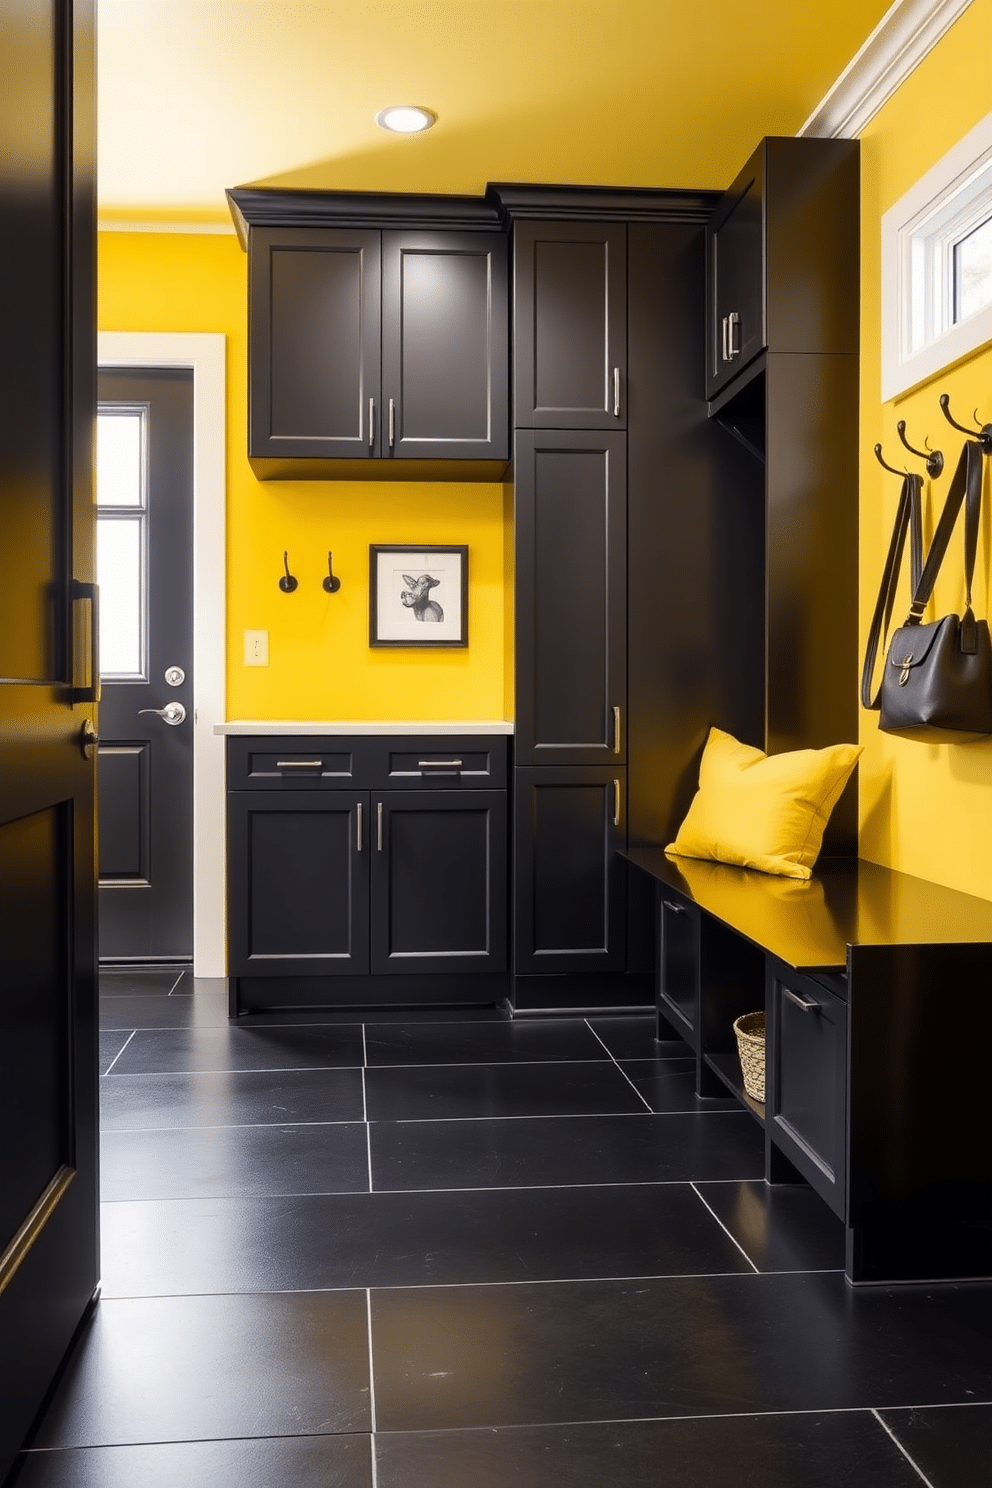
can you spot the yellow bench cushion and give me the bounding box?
[666,727,861,880]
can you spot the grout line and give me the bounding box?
[366,1288,377,1436]
[96,1177,767,1201]
[101,1030,136,1077]
[100,1119,367,1135]
[690,1183,759,1273]
[369,1431,379,1488]
[167,970,186,996]
[872,1409,937,1487]
[585,1020,655,1113]
[358,1110,748,1125]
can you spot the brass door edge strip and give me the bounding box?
[0,1166,75,1296]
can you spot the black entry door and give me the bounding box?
[96,368,194,962]
[0,1,99,1479]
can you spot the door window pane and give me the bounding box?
[97,407,144,506]
[97,517,143,678]
[954,214,992,323]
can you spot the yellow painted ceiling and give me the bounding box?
[98,0,893,221]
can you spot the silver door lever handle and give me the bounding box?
[138,701,187,726]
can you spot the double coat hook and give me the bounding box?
[896,420,943,478]
[278,551,298,593]
[939,393,992,455]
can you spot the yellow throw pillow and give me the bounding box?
[665,727,861,880]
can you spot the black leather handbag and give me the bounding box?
[862,438,992,742]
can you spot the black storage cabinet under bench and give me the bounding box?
[626,847,992,1286]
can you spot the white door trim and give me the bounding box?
[97,331,227,977]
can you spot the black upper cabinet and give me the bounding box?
[381,232,508,461]
[514,428,627,766]
[250,227,381,460]
[706,137,861,399]
[513,221,627,428]
[240,202,509,475]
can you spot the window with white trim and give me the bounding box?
[882,108,992,401]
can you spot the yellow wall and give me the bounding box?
[98,230,512,722]
[858,0,992,899]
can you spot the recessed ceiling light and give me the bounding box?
[375,105,437,134]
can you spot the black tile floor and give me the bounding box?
[10,970,992,1486]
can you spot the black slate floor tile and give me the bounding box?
[97,992,229,1030]
[695,1179,847,1273]
[98,1031,133,1076]
[879,1402,992,1488]
[373,1411,927,1488]
[101,1121,370,1200]
[586,1014,687,1062]
[370,1110,765,1190]
[32,1292,371,1449]
[108,1023,365,1074]
[100,1066,365,1131]
[370,1272,992,1432]
[98,970,182,998]
[365,1060,648,1121]
[99,1183,751,1298]
[618,1059,740,1113]
[364,1018,606,1067]
[14,1434,373,1488]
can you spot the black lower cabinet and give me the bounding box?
[513,767,626,976]
[226,736,509,1011]
[768,964,848,1218]
[657,895,700,1048]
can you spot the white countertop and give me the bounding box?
[214,720,514,736]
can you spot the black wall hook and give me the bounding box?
[939,393,992,454]
[322,552,341,594]
[279,551,298,593]
[874,442,907,477]
[896,420,943,478]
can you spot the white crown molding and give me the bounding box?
[799,0,974,139]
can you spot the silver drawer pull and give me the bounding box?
[376,800,384,851]
[662,899,685,915]
[356,801,363,852]
[276,760,324,768]
[784,986,820,1013]
[417,759,463,769]
[727,310,740,358]
[613,367,621,418]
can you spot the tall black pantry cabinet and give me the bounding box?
[497,188,728,1010]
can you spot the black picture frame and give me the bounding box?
[369,545,469,647]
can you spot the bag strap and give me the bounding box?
[860,471,924,710]
[905,438,984,636]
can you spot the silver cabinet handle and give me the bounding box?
[783,986,820,1013]
[417,759,463,769]
[138,701,186,726]
[276,760,323,768]
[613,367,621,418]
[613,778,621,827]
[662,899,685,915]
[356,801,363,852]
[369,397,375,447]
[388,398,395,449]
[727,311,740,359]
[721,315,728,363]
[613,705,621,754]
[376,800,384,851]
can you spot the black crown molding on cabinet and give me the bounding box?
[227,182,723,248]
[487,183,721,226]
[226,186,504,250]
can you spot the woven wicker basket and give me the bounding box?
[733,1011,766,1103]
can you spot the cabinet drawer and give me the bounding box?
[380,736,508,788]
[769,964,848,1219]
[227,737,367,789]
[658,894,699,1048]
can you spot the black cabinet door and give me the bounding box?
[370,790,507,975]
[658,895,699,1047]
[769,967,848,1218]
[513,221,627,428]
[381,231,508,461]
[706,152,764,398]
[249,227,381,458]
[514,767,626,974]
[228,791,370,976]
[515,429,627,765]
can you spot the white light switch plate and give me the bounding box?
[244,630,268,666]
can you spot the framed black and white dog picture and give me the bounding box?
[369,545,468,647]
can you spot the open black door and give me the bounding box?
[0,1,99,1478]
